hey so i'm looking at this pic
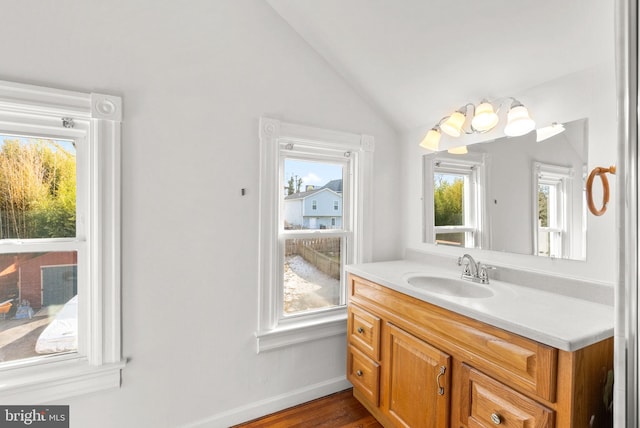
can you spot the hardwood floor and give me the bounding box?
[232,389,383,428]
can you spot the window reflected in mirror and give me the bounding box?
[433,168,478,248]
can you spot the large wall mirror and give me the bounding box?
[423,118,587,261]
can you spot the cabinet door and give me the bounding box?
[384,323,451,428]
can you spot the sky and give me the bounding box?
[0,134,76,155]
[284,159,343,189]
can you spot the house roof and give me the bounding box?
[285,179,342,200]
[285,188,323,200]
[322,179,342,193]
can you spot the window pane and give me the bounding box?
[0,135,76,239]
[538,231,550,256]
[283,159,343,230]
[284,237,341,315]
[0,251,78,364]
[435,232,466,247]
[538,184,550,227]
[434,173,464,226]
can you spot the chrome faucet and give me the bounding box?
[457,254,495,284]
[458,254,478,280]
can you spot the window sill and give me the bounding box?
[0,357,126,404]
[255,311,347,353]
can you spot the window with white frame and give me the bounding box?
[424,156,482,248]
[257,117,373,352]
[0,80,122,403]
[534,163,572,258]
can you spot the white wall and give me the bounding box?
[402,63,618,284]
[0,1,401,427]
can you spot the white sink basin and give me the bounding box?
[404,274,494,298]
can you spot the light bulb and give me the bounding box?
[440,111,466,137]
[504,104,535,136]
[420,128,441,151]
[447,146,468,155]
[471,101,499,132]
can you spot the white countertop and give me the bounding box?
[346,260,614,352]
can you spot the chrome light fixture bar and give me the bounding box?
[420,97,535,153]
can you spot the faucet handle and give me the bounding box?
[477,264,496,284]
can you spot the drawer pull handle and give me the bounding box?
[356,370,363,377]
[357,327,364,334]
[436,366,446,395]
[490,413,502,425]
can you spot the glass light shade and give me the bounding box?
[447,145,468,155]
[504,105,535,136]
[440,111,466,137]
[536,123,565,142]
[471,102,499,131]
[419,128,441,151]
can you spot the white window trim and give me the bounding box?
[0,80,123,403]
[256,117,373,353]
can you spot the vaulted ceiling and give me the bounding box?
[267,0,615,134]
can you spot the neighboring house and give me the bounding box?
[284,179,342,229]
[0,252,77,312]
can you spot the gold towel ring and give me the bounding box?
[586,165,616,216]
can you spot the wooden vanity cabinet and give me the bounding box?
[346,274,613,428]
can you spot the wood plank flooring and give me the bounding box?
[232,389,383,428]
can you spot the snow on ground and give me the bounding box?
[284,255,340,314]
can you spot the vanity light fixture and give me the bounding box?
[419,127,442,151]
[471,100,500,132]
[536,122,565,142]
[420,97,535,152]
[447,146,468,155]
[503,100,536,136]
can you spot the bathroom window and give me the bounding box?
[282,158,345,315]
[535,163,572,258]
[0,80,122,403]
[425,156,482,248]
[0,134,79,364]
[257,117,373,352]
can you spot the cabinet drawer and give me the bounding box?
[460,364,555,428]
[348,304,381,360]
[347,345,380,406]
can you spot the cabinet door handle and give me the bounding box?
[356,370,363,377]
[436,366,446,395]
[357,327,364,334]
[490,413,502,425]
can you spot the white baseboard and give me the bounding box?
[182,376,352,428]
